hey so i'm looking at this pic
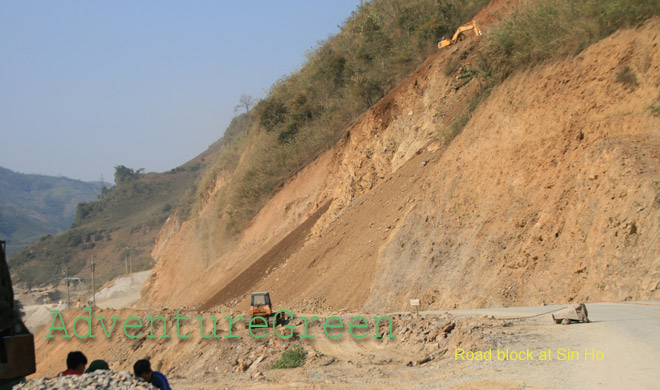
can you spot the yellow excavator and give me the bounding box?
[438,21,483,49]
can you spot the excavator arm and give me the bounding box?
[438,21,483,49]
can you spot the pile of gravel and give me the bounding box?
[14,370,156,390]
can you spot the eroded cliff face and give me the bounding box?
[362,20,660,311]
[144,18,660,313]
[143,171,231,305]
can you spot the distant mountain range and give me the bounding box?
[0,166,103,258]
[8,129,227,288]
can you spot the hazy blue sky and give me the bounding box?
[0,0,362,182]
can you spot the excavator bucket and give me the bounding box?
[438,39,452,49]
[0,334,36,380]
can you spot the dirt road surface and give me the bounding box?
[161,302,659,389]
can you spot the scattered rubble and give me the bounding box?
[15,371,156,390]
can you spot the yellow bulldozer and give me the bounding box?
[247,292,287,326]
[438,21,483,49]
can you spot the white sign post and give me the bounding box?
[410,299,420,314]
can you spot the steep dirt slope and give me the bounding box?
[361,19,660,310]
[143,1,525,310]
[246,19,660,312]
[145,18,660,313]
[143,28,485,307]
[144,40,484,308]
[143,148,336,306]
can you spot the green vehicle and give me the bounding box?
[0,240,36,388]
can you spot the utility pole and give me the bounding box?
[91,255,96,307]
[125,253,128,274]
[129,249,133,282]
[64,266,70,307]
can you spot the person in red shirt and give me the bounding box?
[57,351,87,377]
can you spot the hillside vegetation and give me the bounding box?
[480,0,660,81]
[438,0,660,140]
[27,1,660,386]
[187,0,490,235]
[9,167,194,288]
[0,167,102,258]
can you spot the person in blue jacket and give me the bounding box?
[133,359,171,390]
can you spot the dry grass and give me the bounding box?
[480,0,660,82]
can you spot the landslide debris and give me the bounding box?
[31,306,510,380]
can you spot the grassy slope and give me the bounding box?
[480,0,660,83]
[203,0,660,241]
[0,167,103,257]
[436,0,660,144]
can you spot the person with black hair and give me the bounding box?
[133,359,171,390]
[57,351,87,377]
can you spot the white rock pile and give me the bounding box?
[14,371,157,390]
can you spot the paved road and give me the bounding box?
[566,303,660,388]
[442,302,660,388]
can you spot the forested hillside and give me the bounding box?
[0,167,102,257]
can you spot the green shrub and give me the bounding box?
[650,105,660,117]
[616,66,639,88]
[278,124,299,144]
[114,165,143,187]
[650,97,660,117]
[270,344,306,369]
[444,57,461,76]
[258,98,288,131]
